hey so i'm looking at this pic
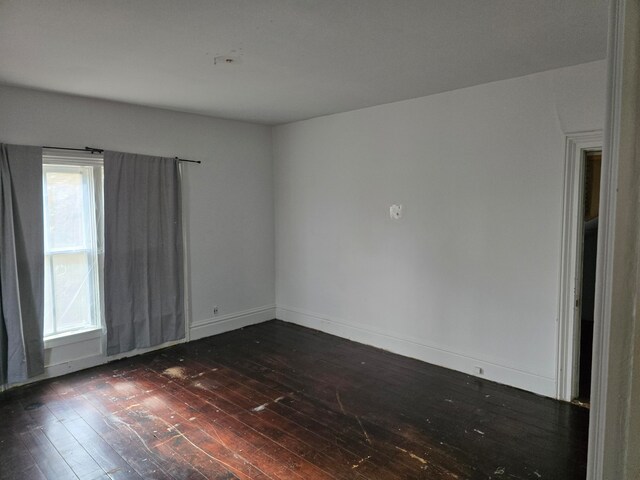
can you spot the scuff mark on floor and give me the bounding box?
[108,415,155,457]
[252,403,269,412]
[252,395,284,412]
[210,424,229,449]
[351,455,371,469]
[336,390,371,445]
[157,418,243,476]
[356,416,372,445]
[395,446,428,465]
[154,433,181,447]
[336,390,346,414]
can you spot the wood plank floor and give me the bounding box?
[0,320,588,480]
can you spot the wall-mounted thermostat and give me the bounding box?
[390,204,403,219]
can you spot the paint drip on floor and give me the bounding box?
[163,366,187,379]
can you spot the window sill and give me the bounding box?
[44,327,102,349]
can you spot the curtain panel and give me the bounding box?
[104,151,184,355]
[0,143,44,385]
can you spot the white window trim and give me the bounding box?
[43,149,104,165]
[42,150,105,345]
[44,326,102,349]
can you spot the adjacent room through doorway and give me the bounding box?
[576,150,602,406]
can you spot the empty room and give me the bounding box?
[1,1,639,479]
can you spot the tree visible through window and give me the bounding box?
[43,155,104,338]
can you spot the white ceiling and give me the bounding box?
[0,0,609,125]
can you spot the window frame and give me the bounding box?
[42,150,105,346]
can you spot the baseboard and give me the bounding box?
[7,348,109,390]
[276,305,556,397]
[190,305,276,341]
[41,353,108,380]
[2,305,275,392]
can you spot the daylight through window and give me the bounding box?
[43,154,104,338]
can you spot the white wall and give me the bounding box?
[0,85,275,378]
[0,61,606,395]
[274,60,606,397]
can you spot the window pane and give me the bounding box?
[43,160,104,339]
[50,253,94,333]
[45,171,86,250]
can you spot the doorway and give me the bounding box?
[575,150,601,405]
[556,132,603,403]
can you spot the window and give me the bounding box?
[43,153,104,339]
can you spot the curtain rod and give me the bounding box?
[42,146,202,164]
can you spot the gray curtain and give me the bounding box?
[104,151,184,355]
[0,143,44,384]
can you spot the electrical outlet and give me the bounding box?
[213,306,219,316]
[474,366,484,375]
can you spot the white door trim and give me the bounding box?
[556,131,603,402]
[588,0,635,477]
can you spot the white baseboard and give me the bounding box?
[8,340,108,390]
[2,305,275,392]
[276,305,556,398]
[41,353,107,380]
[190,305,276,341]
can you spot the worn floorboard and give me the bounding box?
[0,320,588,479]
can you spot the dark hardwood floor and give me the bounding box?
[0,320,588,479]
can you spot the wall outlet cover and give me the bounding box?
[390,204,403,219]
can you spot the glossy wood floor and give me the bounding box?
[0,320,588,480]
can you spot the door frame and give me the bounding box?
[556,131,603,402]
[588,0,639,476]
